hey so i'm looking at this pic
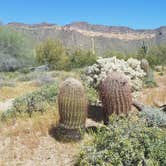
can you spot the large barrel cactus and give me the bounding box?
[99,72,132,125]
[58,77,88,140]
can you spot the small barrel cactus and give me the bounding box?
[58,77,88,140]
[99,72,132,125]
[140,59,150,74]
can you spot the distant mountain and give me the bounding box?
[5,21,166,54]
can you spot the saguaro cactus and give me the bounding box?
[99,72,132,125]
[58,77,88,140]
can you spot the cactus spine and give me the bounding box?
[58,77,88,139]
[99,72,132,124]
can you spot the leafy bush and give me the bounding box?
[146,45,166,67]
[0,27,35,71]
[69,49,97,69]
[76,115,166,166]
[36,39,70,70]
[1,83,58,120]
[85,85,98,104]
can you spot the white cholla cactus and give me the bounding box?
[85,57,146,91]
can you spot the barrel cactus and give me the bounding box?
[58,77,88,140]
[99,72,132,125]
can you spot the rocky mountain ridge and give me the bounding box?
[5,22,166,53]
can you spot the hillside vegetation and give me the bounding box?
[0,25,165,72]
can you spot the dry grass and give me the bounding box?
[0,105,93,165]
[139,71,166,106]
[0,82,38,101]
[0,106,59,138]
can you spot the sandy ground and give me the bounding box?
[0,118,98,166]
[0,135,79,166]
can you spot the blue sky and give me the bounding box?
[0,0,165,29]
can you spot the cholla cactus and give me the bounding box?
[85,57,146,91]
[58,77,88,140]
[140,59,150,74]
[99,72,132,125]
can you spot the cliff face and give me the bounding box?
[6,22,166,53]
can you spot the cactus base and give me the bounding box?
[55,126,85,141]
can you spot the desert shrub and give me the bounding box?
[17,71,55,86]
[144,69,157,88]
[0,72,18,87]
[17,71,42,82]
[103,51,127,60]
[85,85,98,104]
[0,53,21,71]
[0,27,35,71]
[36,39,70,70]
[51,70,81,82]
[0,71,20,80]
[103,50,138,61]
[0,77,16,87]
[76,115,166,166]
[1,83,58,120]
[146,45,166,67]
[33,73,55,86]
[69,49,97,69]
[139,107,166,127]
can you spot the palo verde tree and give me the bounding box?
[36,39,70,70]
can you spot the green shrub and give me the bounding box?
[36,39,70,70]
[103,51,128,60]
[0,72,18,87]
[144,69,157,88]
[69,49,97,69]
[146,45,166,67]
[76,115,166,166]
[0,27,35,71]
[1,83,58,120]
[85,85,98,104]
